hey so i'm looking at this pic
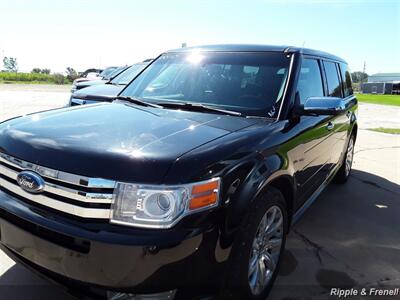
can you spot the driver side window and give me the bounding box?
[297,58,324,104]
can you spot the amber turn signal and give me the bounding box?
[189,179,220,210]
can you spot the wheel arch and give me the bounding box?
[266,176,295,231]
[352,122,358,141]
[225,166,296,235]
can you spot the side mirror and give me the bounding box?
[301,97,345,116]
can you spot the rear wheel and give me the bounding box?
[334,134,355,184]
[221,187,288,299]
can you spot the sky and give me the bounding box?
[0,0,398,74]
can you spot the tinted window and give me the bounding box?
[297,59,324,104]
[323,61,342,97]
[122,52,291,118]
[111,64,148,85]
[339,63,353,97]
[105,66,126,80]
[100,67,117,78]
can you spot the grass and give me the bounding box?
[368,128,400,134]
[0,80,70,85]
[0,72,71,85]
[356,94,400,107]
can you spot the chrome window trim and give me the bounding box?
[276,53,295,121]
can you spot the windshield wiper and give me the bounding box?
[114,96,162,108]
[157,102,242,117]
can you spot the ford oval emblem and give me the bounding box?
[16,171,45,194]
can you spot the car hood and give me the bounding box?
[76,79,107,89]
[0,103,261,183]
[73,84,124,99]
[74,77,100,84]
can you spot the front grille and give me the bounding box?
[0,153,116,219]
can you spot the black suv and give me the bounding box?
[0,45,357,299]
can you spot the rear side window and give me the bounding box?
[297,58,324,104]
[323,61,342,97]
[339,63,353,97]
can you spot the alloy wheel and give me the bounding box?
[345,137,354,177]
[248,205,284,295]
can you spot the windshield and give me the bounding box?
[104,66,126,80]
[121,52,291,118]
[99,67,117,79]
[111,63,148,85]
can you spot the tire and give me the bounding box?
[220,186,288,300]
[333,134,355,184]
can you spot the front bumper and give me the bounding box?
[0,189,228,296]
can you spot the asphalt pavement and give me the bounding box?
[0,84,399,299]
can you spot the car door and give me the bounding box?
[322,61,349,168]
[336,62,356,163]
[293,57,336,209]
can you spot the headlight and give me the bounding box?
[110,178,220,228]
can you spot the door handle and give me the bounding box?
[346,111,352,119]
[327,122,334,131]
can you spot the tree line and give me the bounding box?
[2,56,80,83]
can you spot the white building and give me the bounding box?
[368,73,400,83]
[361,73,400,94]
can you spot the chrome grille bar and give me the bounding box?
[0,153,115,189]
[0,164,113,204]
[0,177,110,218]
[0,153,115,219]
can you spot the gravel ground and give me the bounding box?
[0,84,399,299]
[357,102,400,130]
[0,84,70,122]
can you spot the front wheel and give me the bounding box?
[334,134,355,184]
[221,187,288,299]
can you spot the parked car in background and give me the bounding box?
[73,67,114,84]
[0,45,357,300]
[71,66,128,93]
[71,66,119,91]
[79,68,103,78]
[69,62,149,106]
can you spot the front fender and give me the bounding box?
[224,152,295,236]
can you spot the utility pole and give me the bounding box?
[362,61,366,83]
